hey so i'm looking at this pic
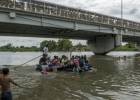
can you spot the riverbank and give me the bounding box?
[113,44,139,51]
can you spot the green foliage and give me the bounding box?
[73,43,90,51]
[126,42,135,48]
[40,39,73,51]
[114,43,138,51]
[40,40,57,51]
[1,43,12,49]
[57,39,72,51]
[40,40,48,50]
[0,45,39,52]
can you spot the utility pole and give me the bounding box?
[120,0,123,44]
[121,0,123,21]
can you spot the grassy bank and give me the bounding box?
[113,45,139,51]
[0,47,40,52]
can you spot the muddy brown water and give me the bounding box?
[10,55,140,100]
[1,52,140,100]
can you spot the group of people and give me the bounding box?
[36,54,92,73]
[36,46,93,73]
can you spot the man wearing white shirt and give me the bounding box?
[43,46,48,55]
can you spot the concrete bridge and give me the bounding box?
[0,0,140,54]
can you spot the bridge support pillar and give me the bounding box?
[88,35,121,55]
[135,43,140,50]
[115,34,122,46]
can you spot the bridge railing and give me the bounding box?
[0,0,140,31]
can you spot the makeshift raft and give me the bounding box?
[35,64,95,72]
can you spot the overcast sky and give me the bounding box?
[0,0,139,46]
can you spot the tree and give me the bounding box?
[47,40,57,51]
[3,43,12,49]
[57,39,72,51]
[20,46,24,48]
[40,40,57,51]
[127,42,135,48]
[73,43,89,51]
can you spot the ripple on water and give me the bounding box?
[8,66,42,100]
[76,90,106,100]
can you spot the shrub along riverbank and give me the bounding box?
[113,43,139,51]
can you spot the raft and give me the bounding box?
[35,64,94,72]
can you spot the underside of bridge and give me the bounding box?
[0,22,123,55]
[123,36,140,43]
[0,22,103,39]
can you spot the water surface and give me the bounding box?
[1,52,140,100]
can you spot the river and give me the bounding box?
[0,51,140,100]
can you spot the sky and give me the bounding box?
[0,0,139,47]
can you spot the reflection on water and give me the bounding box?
[1,52,140,100]
[107,51,140,57]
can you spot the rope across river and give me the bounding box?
[14,54,42,70]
